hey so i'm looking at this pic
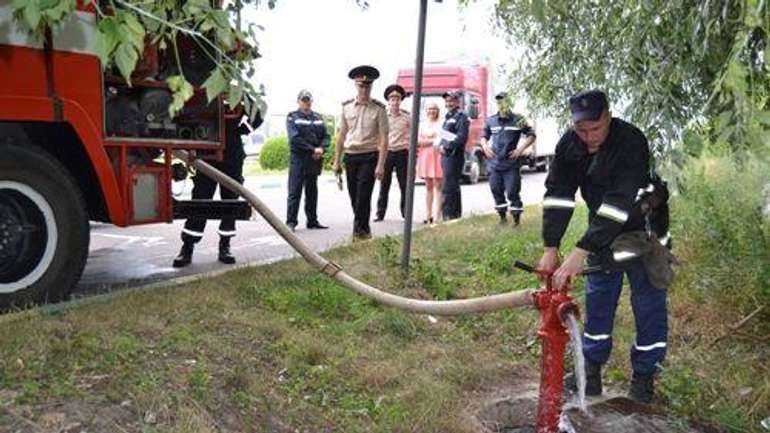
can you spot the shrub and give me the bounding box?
[259,135,289,170]
[670,156,770,309]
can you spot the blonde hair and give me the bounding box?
[426,102,440,121]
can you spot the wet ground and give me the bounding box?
[477,390,724,433]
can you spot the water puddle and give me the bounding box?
[478,395,717,433]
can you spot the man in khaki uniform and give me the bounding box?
[333,65,389,239]
[375,84,410,221]
[333,66,388,239]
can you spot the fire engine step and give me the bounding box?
[172,199,252,220]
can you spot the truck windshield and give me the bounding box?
[401,94,452,120]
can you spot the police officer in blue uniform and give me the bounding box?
[285,89,330,232]
[481,92,536,226]
[173,105,263,268]
[439,90,469,220]
[538,89,671,403]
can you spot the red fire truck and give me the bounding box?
[0,2,249,308]
[396,63,554,183]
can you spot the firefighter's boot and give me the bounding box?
[511,211,521,227]
[565,359,602,396]
[628,373,655,404]
[218,237,236,265]
[497,210,507,225]
[173,241,194,268]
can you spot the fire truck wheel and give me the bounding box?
[0,143,89,310]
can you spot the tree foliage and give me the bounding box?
[10,0,273,119]
[484,0,770,160]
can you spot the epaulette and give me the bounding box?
[371,99,386,108]
[400,108,410,115]
[342,98,354,106]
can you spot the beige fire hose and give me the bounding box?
[175,150,534,316]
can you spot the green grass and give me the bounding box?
[0,174,768,432]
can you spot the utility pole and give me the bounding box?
[400,0,429,272]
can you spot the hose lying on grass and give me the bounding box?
[175,150,534,316]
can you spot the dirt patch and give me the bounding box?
[474,383,727,433]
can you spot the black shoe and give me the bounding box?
[628,373,655,404]
[512,212,521,227]
[565,360,602,396]
[307,222,329,229]
[497,211,507,225]
[287,222,297,232]
[422,217,434,225]
[218,237,236,265]
[172,242,194,268]
[374,215,385,222]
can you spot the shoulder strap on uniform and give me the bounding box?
[400,108,410,115]
[342,98,354,106]
[371,99,386,108]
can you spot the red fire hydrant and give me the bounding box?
[515,262,580,433]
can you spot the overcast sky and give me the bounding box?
[242,0,511,123]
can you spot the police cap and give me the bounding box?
[569,89,608,122]
[442,90,462,100]
[297,89,313,101]
[348,65,380,83]
[384,84,406,100]
[494,91,509,100]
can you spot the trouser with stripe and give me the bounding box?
[582,262,668,376]
[181,158,245,243]
[488,164,522,215]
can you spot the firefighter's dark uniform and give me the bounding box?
[174,110,262,267]
[543,115,670,382]
[440,97,469,220]
[483,111,535,223]
[285,109,330,229]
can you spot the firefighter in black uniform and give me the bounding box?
[439,90,469,220]
[173,106,263,268]
[285,89,330,232]
[538,89,671,403]
[481,92,536,226]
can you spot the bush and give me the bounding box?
[259,135,289,170]
[670,156,770,309]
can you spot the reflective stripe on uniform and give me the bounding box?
[218,230,237,237]
[495,203,508,209]
[313,120,324,125]
[597,203,629,223]
[659,232,671,245]
[294,119,313,125]
[543,197,576,209]
[509,206,523,211]
[504,126,522,131]
[584,332,611,341]
[634,341,667,351]
[182,228,204,238]
[613,251,638,262]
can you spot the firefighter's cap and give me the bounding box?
[569,89,608,122]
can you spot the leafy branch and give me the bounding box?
[10,0,271,120]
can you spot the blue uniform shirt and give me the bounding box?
[440,108,470,157]
[483,112,535,171]
[286,110,330,155]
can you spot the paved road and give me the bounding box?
[76,171,548,296]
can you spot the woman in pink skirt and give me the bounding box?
[416,102,443,224]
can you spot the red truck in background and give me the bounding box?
[0,2,249,309]
[396,62,554,184]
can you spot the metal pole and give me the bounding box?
[400,0,429,272]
